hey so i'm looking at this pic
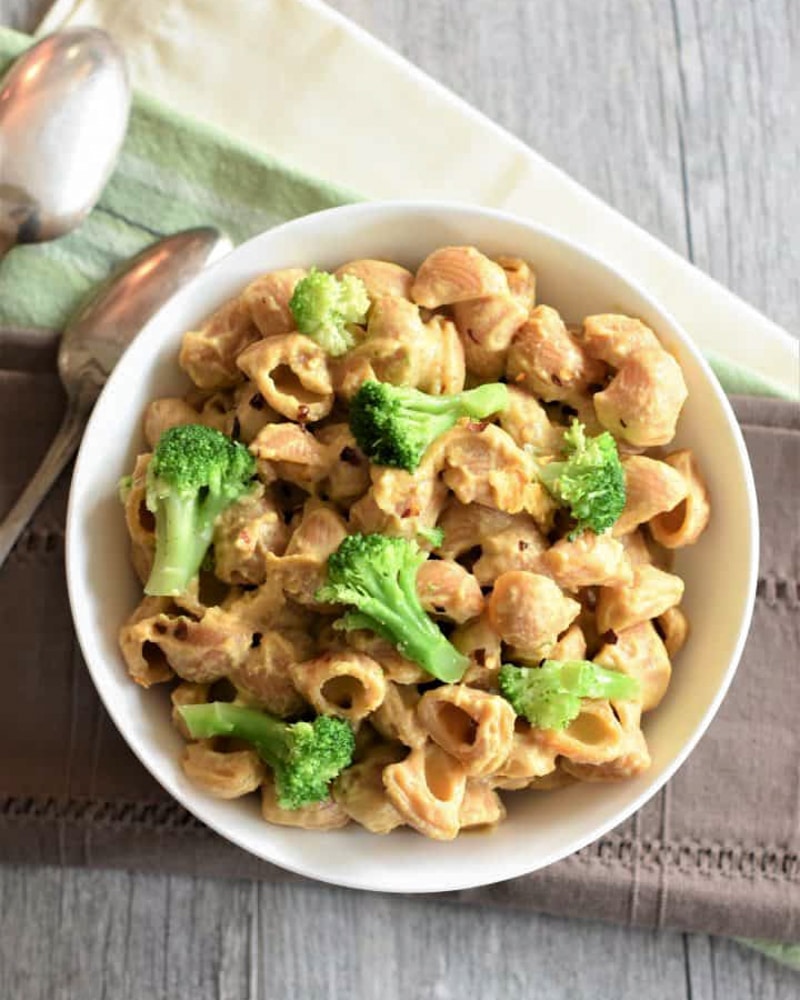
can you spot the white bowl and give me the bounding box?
[66,202,758,893]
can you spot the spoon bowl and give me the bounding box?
[0,28,130,250]
[59,227,234,407]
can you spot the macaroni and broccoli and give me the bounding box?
[118,246,709,840]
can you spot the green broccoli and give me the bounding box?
[289,268,370,356]
[315,533,469,683]
[349,380,509,472]
[179,702,355,810]
[498,660,640,730]
[535,419,625,536]
[417,525,444,548]
[143,423,256,597]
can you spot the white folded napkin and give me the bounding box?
[39,0,798,397]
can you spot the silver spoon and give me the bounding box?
[0,227,233,567]
[0,27,130,256]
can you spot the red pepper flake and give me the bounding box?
[297,404,310,422]
[466,419,489,432]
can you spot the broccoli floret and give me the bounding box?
[349,380,509,471]
[536,419,625,537]
[289,268,369,356]
[498,660,640,730]
[315,533,469,683]
[143,424,255,597]
[179,702,355,809]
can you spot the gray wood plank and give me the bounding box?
[0,866,260,1000]
[0,0,50,31]
[0,1,798,999]
[671,0,800,334]
[333,0,799,334]
[0,864,694,1000]
[255,880,692,1000]
[1,863,797,999]
[161,875,255,1000]
[338,0,691,260]
[686,934,800,999]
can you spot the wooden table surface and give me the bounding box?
[1,1,797,998]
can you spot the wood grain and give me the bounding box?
[0,1,798,998]
[0,0,50,31]
[2,866,799,1000]
[337,0,799,335]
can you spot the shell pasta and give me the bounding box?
[118,245,709,840]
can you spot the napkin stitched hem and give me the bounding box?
[1,795,796,883]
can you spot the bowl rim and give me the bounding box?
[65,199,759,893]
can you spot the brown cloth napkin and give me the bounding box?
[1,328,797,940]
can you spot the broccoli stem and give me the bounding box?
[180,702,290,761]
[453,382,509,418]
[390,383,507,450]
[553,661,637,700]
[397,384,508,438]
[410,632,471,684]
[393,552,467,680]
[181,702,280,746]
[536,460,565,493]
[181,703,355,810]
[342,600,467,683]
[145,492,215,596]
[337,559,469,683]
[499,660,640,730]
[349,381,509,472]
[399,408,456,440]
[319,534,470,683]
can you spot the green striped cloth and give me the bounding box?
[0,26,795,969]
[0,28,357,331]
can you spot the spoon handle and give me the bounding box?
[0,401,87,568]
